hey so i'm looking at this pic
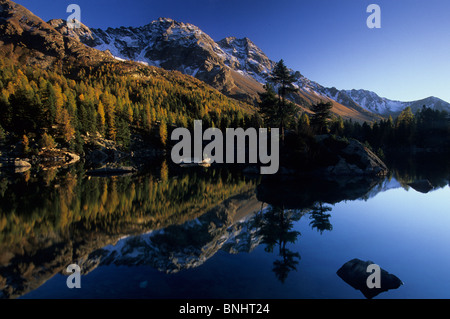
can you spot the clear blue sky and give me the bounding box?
[15,0,450,103]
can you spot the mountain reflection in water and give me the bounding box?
[0,157,449,299]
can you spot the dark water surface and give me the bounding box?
[0,159,449,299]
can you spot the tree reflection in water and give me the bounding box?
[309,202,333,234]
[256,206,302,283]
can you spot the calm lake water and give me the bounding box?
[0,157,449,299]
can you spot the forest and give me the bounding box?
[258,60,450,162]
[0,56,448,169]
[0,56,255,156]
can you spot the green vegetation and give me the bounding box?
[257,59,449,172]
[330,106,450,153]
[258,60,298,142]
[0,165,257,246]
[310,102,333,135]
[0,56,255,155]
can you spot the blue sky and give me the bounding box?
[15,0,450,103]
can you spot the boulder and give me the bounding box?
[337,258,403,299]
[316,137,388,177]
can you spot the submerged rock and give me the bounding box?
[337,258,403,299]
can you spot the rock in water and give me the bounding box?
[313,136,389,177]
[336,258,403,299]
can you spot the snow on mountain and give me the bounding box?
[343,89,409,115]
[51,16,449,119]
[90,205,264,274]
[217,37,275,84]
[341,89,450,116]
[365,177,403,199]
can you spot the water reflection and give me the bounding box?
[309,202,333,234]
[255,206,302,283]
[0,164,258,298]
[0,154,449,298]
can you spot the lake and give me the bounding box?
[0,156,449,299]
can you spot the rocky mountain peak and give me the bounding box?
[217,36,275,84]
[0,0,114,69]
[47,18,98,47]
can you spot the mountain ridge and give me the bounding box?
[57,15,449,120]
[50,15,383,122]
[2,0,448,122]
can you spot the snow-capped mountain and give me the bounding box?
[51,17,381,121]
[79,191,268,274]
[50,17,269,103]
[49,16,449,119]
[88,210,263,274]
[341,89,450,116]
[217,36,275,84]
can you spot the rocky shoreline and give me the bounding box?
[244,135,389,178]
[0,133,389,179]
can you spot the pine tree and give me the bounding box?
[56,108,75,142]
[310,102,333,134]
[267,59,299,141]
[258,84,278,127]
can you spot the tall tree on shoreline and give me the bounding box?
[310,101,333,134]
[258,59,298,142]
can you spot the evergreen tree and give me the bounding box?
[257,84,278,127]
[310,102,333,134]
[396,106,415,145]
[267,59,299,141]
[39,132,56,149]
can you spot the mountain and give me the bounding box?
[60,16,450,120]
[338,89,450,116]
[2,0,447,123]
[216,36,275,84]
[0,1,237,100]
[53,16,383,122]
[0,0,385,123]
[87,190,266,274]
[0,0,114,70]
[50,17,267,104]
